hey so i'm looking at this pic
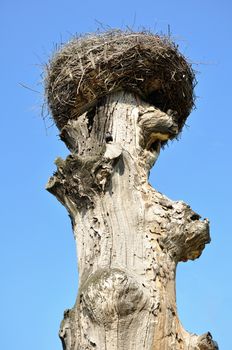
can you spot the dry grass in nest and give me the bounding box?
[45,30,196,132]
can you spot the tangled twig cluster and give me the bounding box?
[45,30,196,131]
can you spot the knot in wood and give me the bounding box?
[158,203,210,262]
[197,332,219,350]
[80,268,149,327]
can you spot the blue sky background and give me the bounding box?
[1,0,231,349]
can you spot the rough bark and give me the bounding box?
[47,91,218,350]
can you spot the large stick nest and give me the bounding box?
[45,30,196,131]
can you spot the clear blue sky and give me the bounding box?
[1,0,231,349]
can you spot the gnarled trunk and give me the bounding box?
[47,91,217,350]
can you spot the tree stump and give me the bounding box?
[45,31,218,350]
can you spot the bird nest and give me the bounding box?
[45,30,196,131]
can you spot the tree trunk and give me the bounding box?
[47,91,218,350]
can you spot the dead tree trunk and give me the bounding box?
[47,91,217,350]
[44,30,218,349]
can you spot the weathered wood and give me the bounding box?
[47,91,218,350]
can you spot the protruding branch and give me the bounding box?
[138,106,179,148]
